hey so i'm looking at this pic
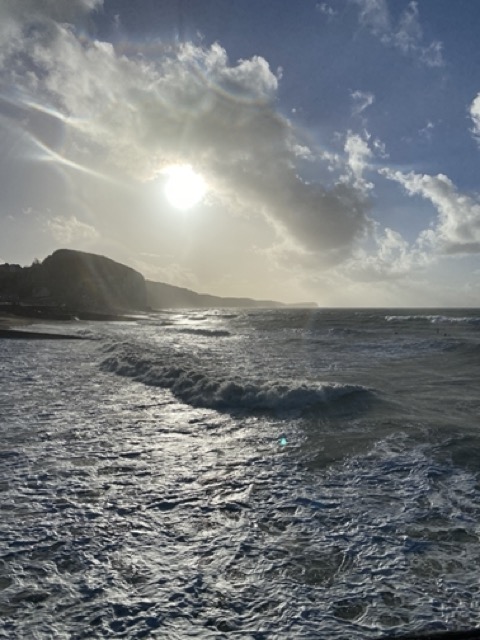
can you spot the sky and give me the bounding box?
[1,0,480,307]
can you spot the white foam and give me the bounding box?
[385,314,480,325]
[100,346,368,412]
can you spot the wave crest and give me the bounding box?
[100,348,368,412]
[385,314,480,325]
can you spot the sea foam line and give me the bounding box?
[385,315,480,325]
[100,349,368,412]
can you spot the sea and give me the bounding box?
[1,307,480,639]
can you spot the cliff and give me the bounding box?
[0,249,147,314]
[146,280,285,309]
[42,249,147,311]
[0,249,316,315]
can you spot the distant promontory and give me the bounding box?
[146,280,286,310]
[0,248,316,319]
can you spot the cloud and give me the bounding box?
[381,169,480,254]
[340,224,431,283]
[355,0,390,37]
[418,120,435,141]
[1,0,103,24]
[47,214,99,245]
[316,3,337,20]
[0,0,103,64]
[342,131,374,193]
[351,90,375,116]
[0,3,372,270]
[353,0,444,67]
[291,144,315,161]
[470,93,480,140]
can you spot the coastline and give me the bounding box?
[0,312,86,340]
[0,302,144,340]
[0,312,34,329]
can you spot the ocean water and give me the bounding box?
[1,308,480,639]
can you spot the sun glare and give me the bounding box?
[163,165,207,210]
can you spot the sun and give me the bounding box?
[163,164,207,210]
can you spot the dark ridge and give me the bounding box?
[42,249,147,312]
[146,280,286,309]
[0,328,86,340]
[0,249,147,316]
[1,248,313,316]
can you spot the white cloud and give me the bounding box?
[372,137,388,157]
[291,144,315,161]
[381,169,480,254]
[316,3,337,19]
[393,2,443,67]
[47,215,99,245]
[1,0,103,24]
[342,131,374,193]
[470,93,480,140]
[351,90,375,116]
[340,224,431,283]
[354,0,444,67]
[419,120,435,141]
[5,1,472,307]
[356,0,390,36]
[417,40,443,69]
[0,0,102,61]
[0,4,372,269]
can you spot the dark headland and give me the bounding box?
[0,249,316,334]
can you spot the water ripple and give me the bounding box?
[2,319,480,638]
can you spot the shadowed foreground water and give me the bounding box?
[1,309,480,638]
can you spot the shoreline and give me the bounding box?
[0,312,35,330]
[0,313,87,340]
[0,306,144,339]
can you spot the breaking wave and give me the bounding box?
[100,345,368,413]
[385,314,480,325]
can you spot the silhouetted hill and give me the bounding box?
[0,249,316,315]
[0,249,147,315]
[42,249,147,311]
[146,280,285,309]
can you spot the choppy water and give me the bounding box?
[1,308,480,639]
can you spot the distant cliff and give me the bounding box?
[146,280,285,309]
[0,249,147,313]
[0,248,316,314]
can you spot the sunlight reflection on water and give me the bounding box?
[2,311,480,638]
